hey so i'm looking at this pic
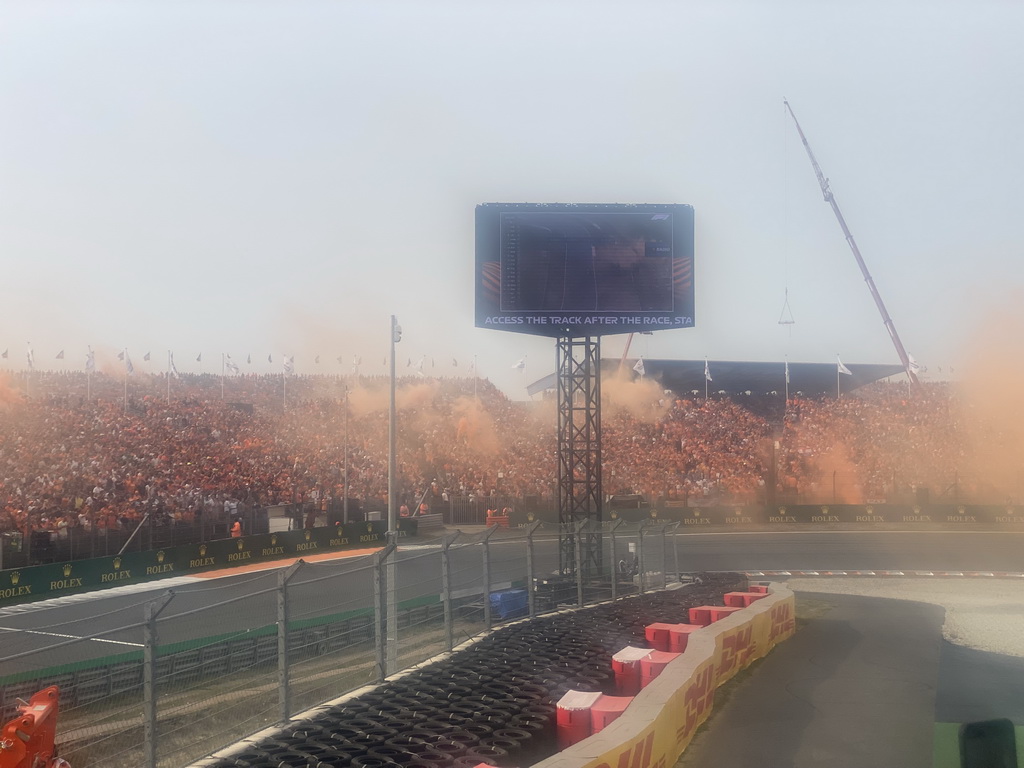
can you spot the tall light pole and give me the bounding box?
[386,314,401,675]
[343,383,349,525]
[389,315,401,533]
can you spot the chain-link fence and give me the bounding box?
[0,522,683,768]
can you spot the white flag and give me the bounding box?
[704,359,712,382]
[837,356,853,376]
[169,352,180,379]
[125,351,134,375]
[86,347,95,373]
[225,354,240,375]
[633,358,646,376]
[784,359,790,384]
[26,344,34,370]
[512,357,526,370]
[908,354,922,375]
[283,355,294,375]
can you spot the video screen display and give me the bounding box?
[475,203,695,337]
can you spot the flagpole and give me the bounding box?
[785,358,789,404]
[473,354,478,400]
[167,351,171,403]
[123,348,128,414]
[704,358,709,401]
[221,354,225,400]
[837,359,840,399]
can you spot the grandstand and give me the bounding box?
[527,359,905,398]
[0,367,1010,568]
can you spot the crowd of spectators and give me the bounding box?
[779,382,967,503]
[0,369,995,540]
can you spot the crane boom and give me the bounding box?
[784,99,919,386]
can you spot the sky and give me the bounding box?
[1,0,1022,398]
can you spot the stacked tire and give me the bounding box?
[206,573,743,768]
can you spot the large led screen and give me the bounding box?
[475,203,694,337]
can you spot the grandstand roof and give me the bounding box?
[526,359,906,397]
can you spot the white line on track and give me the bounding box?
[676,529,1024,536]
[0,626,143,647]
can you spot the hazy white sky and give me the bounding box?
[1,0,1021,397]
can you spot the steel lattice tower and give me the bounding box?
[556,336,603,576]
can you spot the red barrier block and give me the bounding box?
[748,584,770,594]
[668,623,701,653]
[640,650,680,688]
[556,690,602,748]
[724,591,769,608]
[611,646,652,695]
[590,695,634,733]
[688,605,744,626]
[644,622,678,651]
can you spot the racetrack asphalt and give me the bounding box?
[678,591,1024,768]
[679,592,946,768]
[2,529,1023,675]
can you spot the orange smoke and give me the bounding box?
[805,441,865,504]
[602,368,665,422]
[0,372,24,409]
[451,396,501,455]
[345,379,441,419]
[956,298,1024,502]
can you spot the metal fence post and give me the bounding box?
[658,525,668,589]
[143,591,175,768]
[525,521,542,618]
[637,523,648,594]
[480,526,498,631]
[372,541,397,682]
[609,519,623,601]
[277,560,304,723]
[573,519,587,607]
[440,532,460,652]
[385,531,398,677]
[668,522,680,583]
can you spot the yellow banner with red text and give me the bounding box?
[536,585,795,768]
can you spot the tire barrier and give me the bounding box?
[207,573,748,768]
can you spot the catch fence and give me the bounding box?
[0,521,682,768]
